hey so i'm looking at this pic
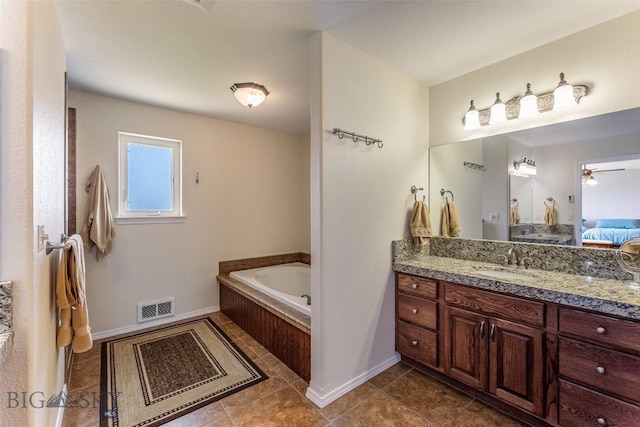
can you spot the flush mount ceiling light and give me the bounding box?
[462,73,588,130]
[511,157,537,177]
[230,82,269,108]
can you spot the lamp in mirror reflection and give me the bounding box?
[462,73,588,129]
[511,157,537,177]
[230,82,269,108]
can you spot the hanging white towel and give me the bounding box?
[81,165,115,260]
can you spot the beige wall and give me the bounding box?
[430,11,640,146]
[69,90,310,335]
[308,32,429,405]
[0,0,67,425]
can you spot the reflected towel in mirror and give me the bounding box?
[442,201,462,238]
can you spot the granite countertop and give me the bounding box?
[0,281,13,366]
[511,233,573,244]
[394,256,640,320]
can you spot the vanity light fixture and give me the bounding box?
[512,158,537,177]
[552,73,577,111]
[463,100,481,130]
[230,82,269,108]
[462,72,588,129]
[519,83,539,118]
[489,92,507,125]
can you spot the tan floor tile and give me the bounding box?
[220,373,289,411]
[209,311,232,325]
[291,378,309,397]
[237,336,271,358]
[68,353,102,392]
[270,359,302,384]
[216,321,246,340]
[333,391,434,427]
[61,404,101,427]
[453,400,527,427]
[162,401,234,427]
[367,362,412,389]
[383,369,472,425]
[226,385,328,427]
[261,352,282,367]
[320,382,379,420]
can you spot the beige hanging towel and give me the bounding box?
[544,200,556,226]
[441,201,462,237]
[81,165,115,261]
[510,205,520,225]
[56,234,93,353]
[410,200,432,245]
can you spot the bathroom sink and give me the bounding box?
[473,269,537,281]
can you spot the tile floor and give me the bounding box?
[62,312,526,426]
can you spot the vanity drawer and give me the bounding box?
[397,274,437,299]
[397,320,438,367]
[559,380,640,427]
[559,307,640,353]
[559,337,640,403]
[444,283,544,327]
[398,294,437,330]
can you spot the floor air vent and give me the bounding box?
[137,298,175,323]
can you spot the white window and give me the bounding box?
[117,132,183,223]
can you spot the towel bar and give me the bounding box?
[440,188,454,202]
[46,234,71,255]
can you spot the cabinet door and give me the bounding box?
[444,306,488,390]
[489,318,544,416]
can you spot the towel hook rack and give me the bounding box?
[411,185,425,202]
[46,234,71,255]
[333,128,383,148]
[440,188,454,202]
[544,197,555,207]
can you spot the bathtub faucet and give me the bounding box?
[301,294,311,305]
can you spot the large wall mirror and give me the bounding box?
[429,107,640,249]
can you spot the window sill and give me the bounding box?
[116,216,186,225]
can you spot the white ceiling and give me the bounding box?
[55,0,640,136]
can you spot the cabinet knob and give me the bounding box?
[596,326,606,334]
[412,308,418,314]
[596,417,607,426]
[411,340,418,347]
[411,283,418,289]
[596,366,605,375]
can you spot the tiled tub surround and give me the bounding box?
[393,238,640,320]
[217,253,311,381]
[0,281,14,365]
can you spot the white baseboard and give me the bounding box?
[54,383,67,427]
[91,306,219,340]
[305,353,401,408]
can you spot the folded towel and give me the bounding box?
[441,201,462,237]
[510,205,520,225]
[56,234,92,353]
[81,165,115,261]
[410,201,432,245]
[544,203,556,226]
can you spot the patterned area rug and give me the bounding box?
[100,318,266,427]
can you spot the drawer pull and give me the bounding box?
[411,283,418,289]
[596,417,607,426]
[411,340,418,347]
[596,366,606,375]
[480,321,485,339]
[596,326,606,334]
[412,308,418,314]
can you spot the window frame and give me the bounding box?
[117,132,184,224]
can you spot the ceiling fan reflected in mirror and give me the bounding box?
[581,165,625,186]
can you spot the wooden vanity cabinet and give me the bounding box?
[444,285,545,416]
[395,274,439,369]
[557,307,640,427]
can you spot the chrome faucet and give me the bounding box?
[507,248,519,266]
[301,294,311,305]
